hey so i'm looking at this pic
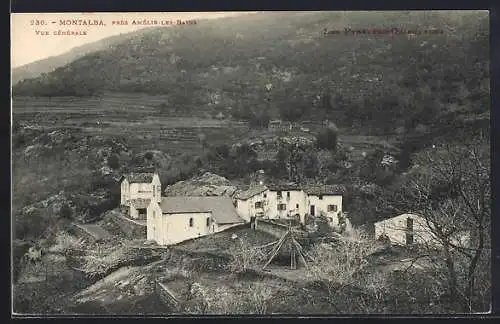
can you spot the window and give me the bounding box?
[278,204,287,211]
[157,185,161,196]
[296,204,299,209]
[263,193,267,198]
[189,218,194,227]
[277,191,282,198]
[327,205,338,212]
[153,211,156,219]
[319,195,323,200]
[255,201,263,209]
[206,217,210,227]
[153,185,156,197]
[286,192,290,198]
[407,217,414,230]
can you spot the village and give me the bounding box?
[12,10,490,315]
[12,114,479,315]
[120,170,430,248]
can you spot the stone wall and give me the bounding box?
[109,212,147,238]
[254,219,289,239]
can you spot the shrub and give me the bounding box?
[59,203,73,219]
[107,154,120,170]
[49,232,85,255]
[227,238,267,273]
[182,281,275,314]
[316,128,338,151]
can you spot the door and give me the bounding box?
[310,205,315,216]
[406,217,414,245]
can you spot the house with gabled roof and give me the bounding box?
[304,184,345,229]
[234,185,269,222]
[147,196,245,245]
[120,172,161,219]
[374,213,471,248]
[234,183,344,228]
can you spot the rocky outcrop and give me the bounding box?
[164,172,238,197]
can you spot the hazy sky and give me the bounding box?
[11,12,254,68]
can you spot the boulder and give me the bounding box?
[164,172,238,197]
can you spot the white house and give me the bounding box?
[374,213,471,248]
[147,196,245,245]
[235,184,344,228]
[120,172,161,219]
[266,185,308,224]
[304,186,344,230]
[234,185,268,222]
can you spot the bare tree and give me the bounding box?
[307,229,379,311]
[380,138,491,312]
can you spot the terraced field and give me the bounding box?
[13,94,250,154]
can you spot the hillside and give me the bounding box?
[11,29,155,85]
[12,11,489,136]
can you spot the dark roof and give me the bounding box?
[158,196,244,224]
[121,173,156,184]
[267,183,302,191]
[236,185,268,200]
[127,198,151,209]
[304,185,346,196]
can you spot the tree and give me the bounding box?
[248,110,270,129]
[380,138,490,312]
[59,203,73,219]
[107,154,120,170]
[279,103,306,122]
[316,128,338,151]
[308,229,380,311]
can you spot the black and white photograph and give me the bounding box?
[11,11,491,315]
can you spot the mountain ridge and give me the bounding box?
[12,12,489,136]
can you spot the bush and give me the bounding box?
[182,281,275,314]
[59,203,73,219]
[227,238,267,273]
[49,232,85,255]
[107,154,120,170]
[316,128,338,151]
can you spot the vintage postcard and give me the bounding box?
[11,11,491,316]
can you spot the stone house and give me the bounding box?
[268,120,298,132]
[304,185,344,231]
[235,184,344,228]
[146,196,245,245]
[120,172,161,219]
[374,213,471,248]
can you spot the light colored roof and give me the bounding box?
[127,198,151,209]
[159,196,244,224]
[121,172,156,184]
[236,185,268,200]
[375,213,423,224]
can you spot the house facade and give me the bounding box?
[374,213,471,248]
[305,188,344,231]
[235,184,344,228]
[120,172,161,219]
[268,120,298,132]
[147,196,245,245]
[234,185,268,222]
[266,186,308,224]
[374,213,433,246]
